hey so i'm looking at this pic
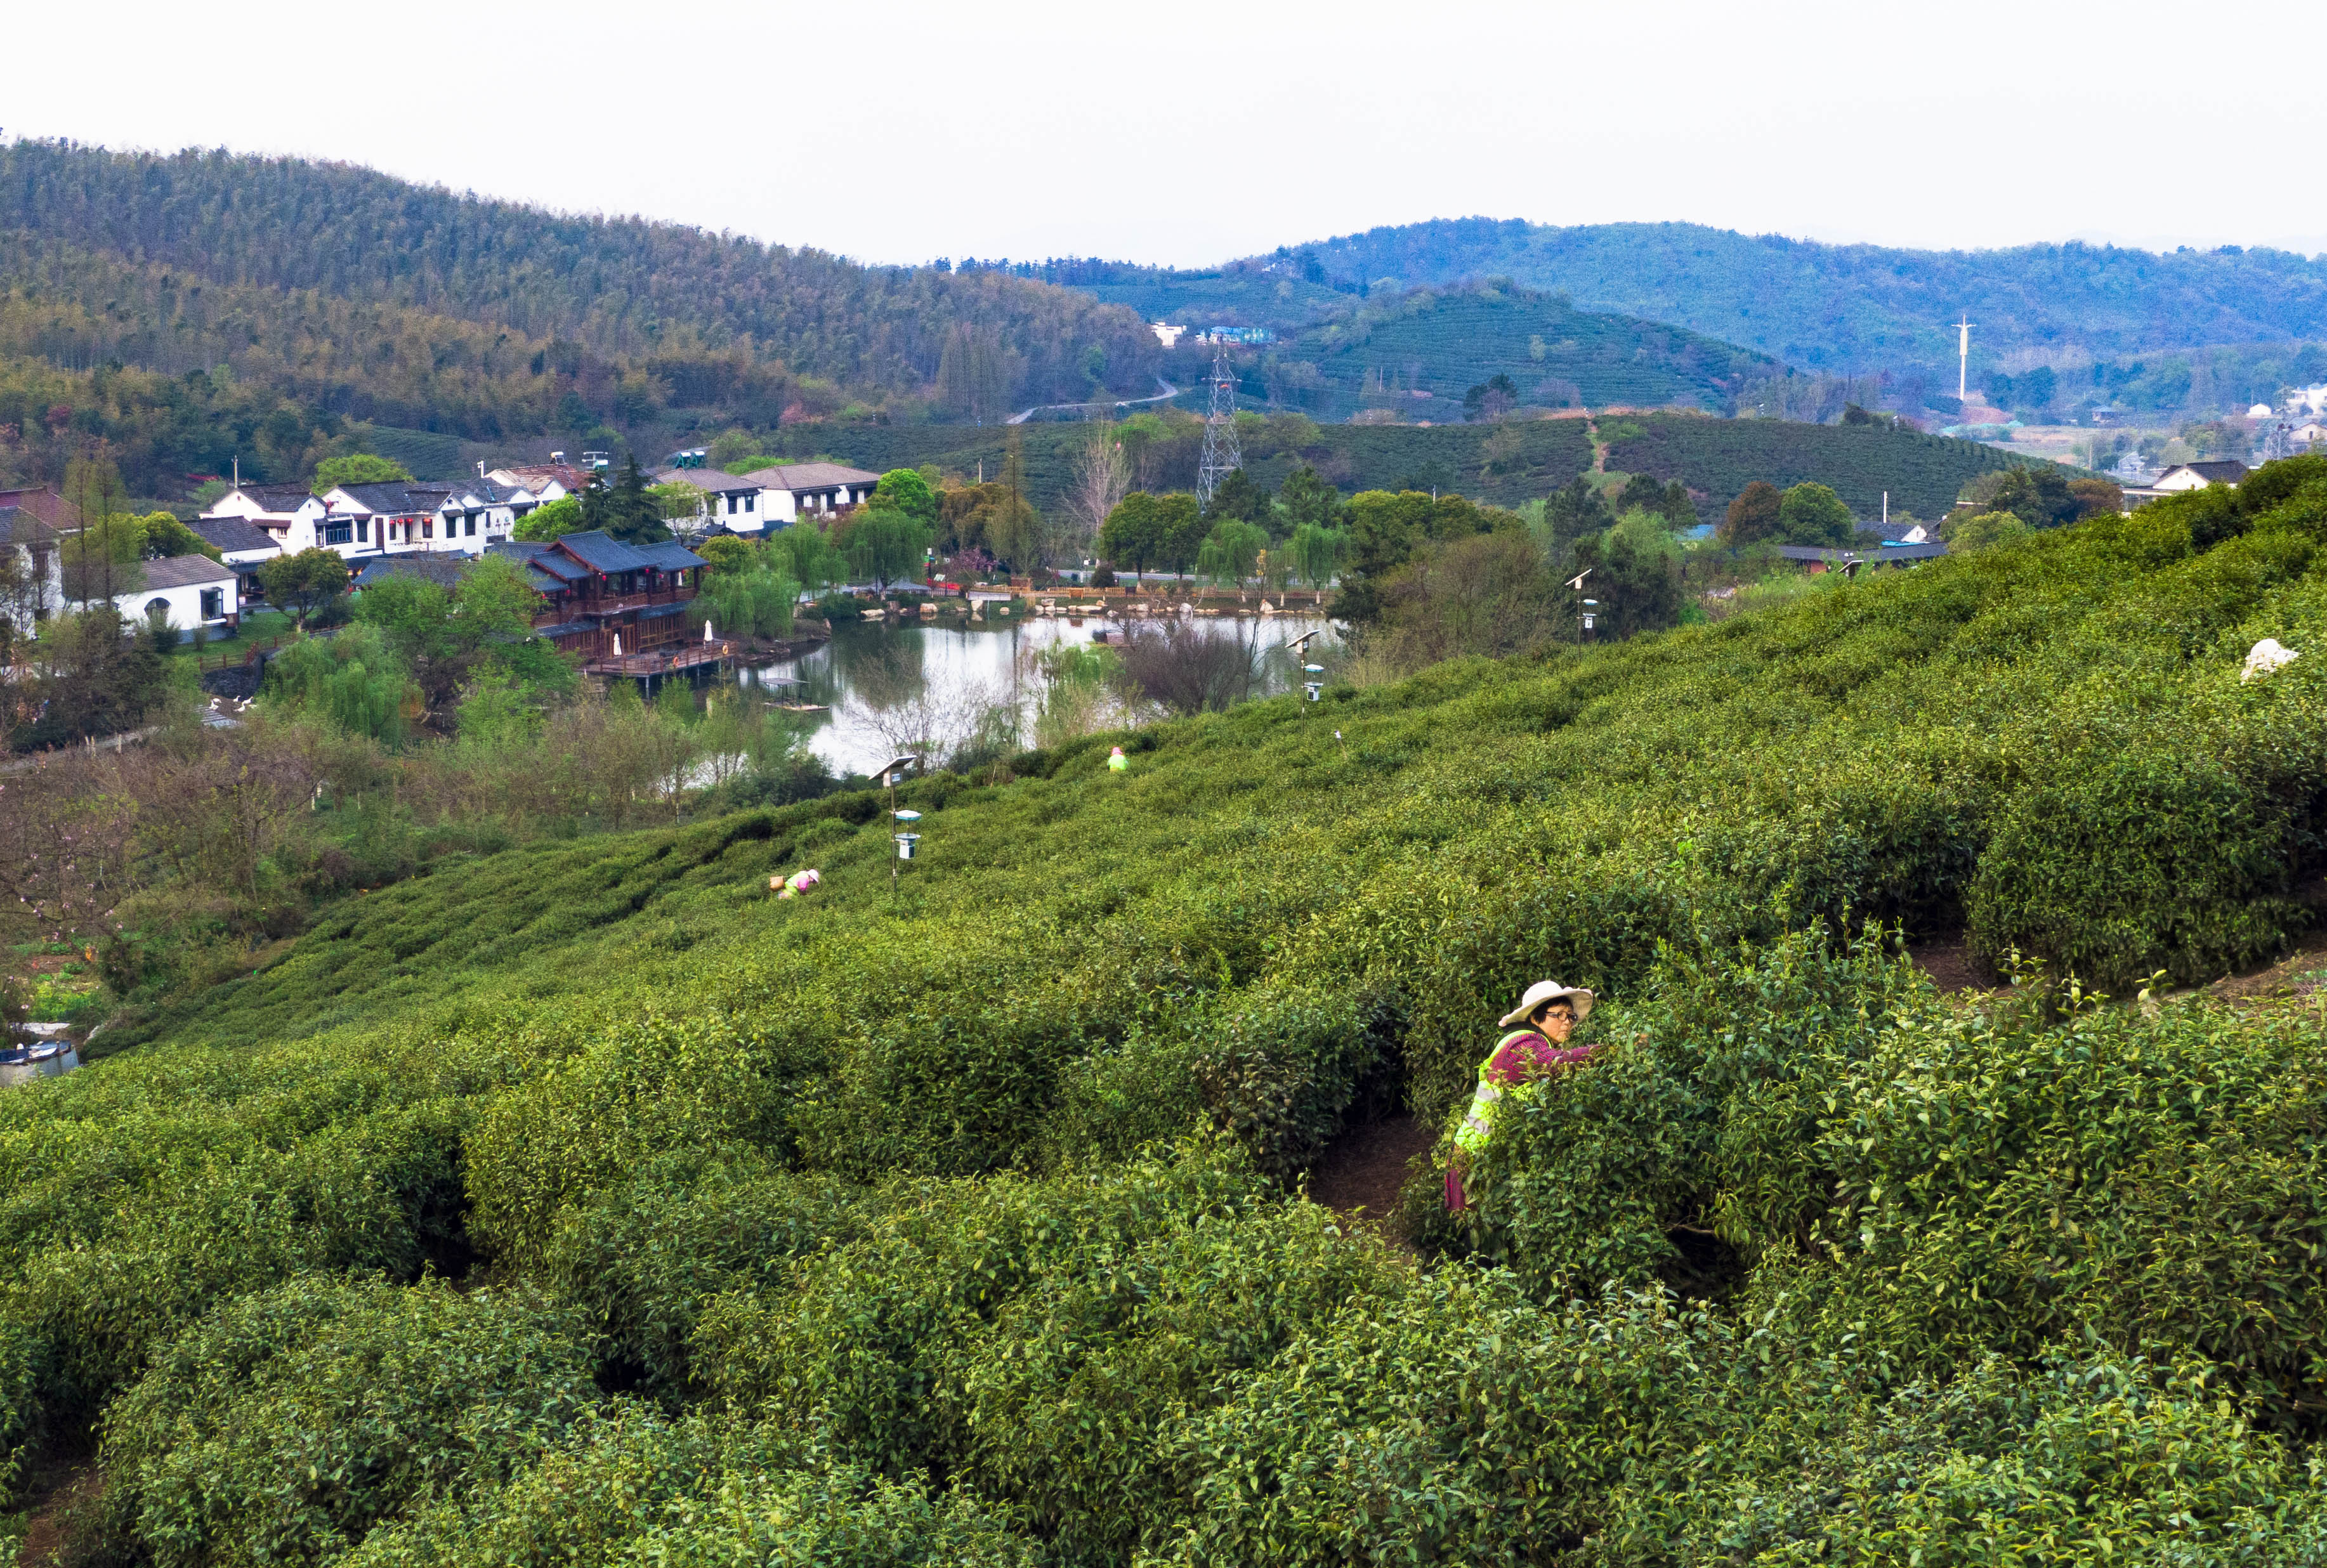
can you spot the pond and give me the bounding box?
[737,608,1343,775]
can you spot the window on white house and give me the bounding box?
[199,587,224,620]
[323,519,353,546]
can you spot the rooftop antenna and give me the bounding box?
[1956,316,1973,403]
[1195,347,1242,508]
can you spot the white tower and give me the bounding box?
[1957,317,1972,402]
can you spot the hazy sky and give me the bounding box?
[8,0,2316,266]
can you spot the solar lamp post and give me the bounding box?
[881,754,917,890]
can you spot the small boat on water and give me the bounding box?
[775,702,830,713]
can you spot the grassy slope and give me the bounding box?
[16,478,2327,1565]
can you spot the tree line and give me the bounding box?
[0,141,1164,419]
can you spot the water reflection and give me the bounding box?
[738,610,1342,775]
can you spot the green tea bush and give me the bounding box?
[1190,981,1403,1177]
[100,1276,597,1568]
[1611,1343,2327,1563]
[694,1144,1396,1560]
[542,1154,873,1395]
[462,1012,812,1265]
[1160,1276,1721,1564]
[341,1408,1038,1568]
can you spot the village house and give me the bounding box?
[199,482,363,554]
[417,479,533,556]
[189,516,282,601]
[737,462,882,525]
[649,467,771,534]
[115,553,239,641]
[2152,460,2248,492]
[320,481,454,554]
[0,503,63,637]
[489,531,714,668]
[485,461,581,502]
[0,486,82,535]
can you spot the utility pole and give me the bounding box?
[1196,348,1242,509]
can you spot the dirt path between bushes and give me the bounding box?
[1307,1113,1433,1233]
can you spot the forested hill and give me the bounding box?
[0,140,1161,424]
[1273,218,2327,375]
[1046,220,2327,386]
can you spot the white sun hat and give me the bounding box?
[1498,980,1595,1028]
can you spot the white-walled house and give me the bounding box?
[650,467,773,533]
[737,463,882,526]
[428,481,528,555]
[323,482,455,554]
[2153,461,2248,492]
[115,554,239,640]
[202,483,387,558]
[0,503,63,639]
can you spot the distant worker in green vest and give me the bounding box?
[1108,745,1129,773]
[1445,980,1597,1212]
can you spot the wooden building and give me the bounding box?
[490,531,715,669]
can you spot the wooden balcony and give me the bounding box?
[533,585,695,625]
[583,639,735,679]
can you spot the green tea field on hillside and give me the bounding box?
[803,410,2028,520]
[9,466,2327,1564]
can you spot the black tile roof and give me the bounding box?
[334,482,455,514]
[236,484,317,514]
[633,539,708,572]
[138,553,239,589]
[553,531,654,574]
[351,554,474,590]
[491,540,589,582]
[191,516,279,555]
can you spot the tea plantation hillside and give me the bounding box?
[804,410,2021,518]
[1608,412,2035,521]
[1280,284,1772,420]
[11,466,2327,1564]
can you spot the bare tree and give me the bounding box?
[1115,618,1262,717]
[1060,421,1131,556]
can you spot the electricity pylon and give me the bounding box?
[1195,348,1242,507]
